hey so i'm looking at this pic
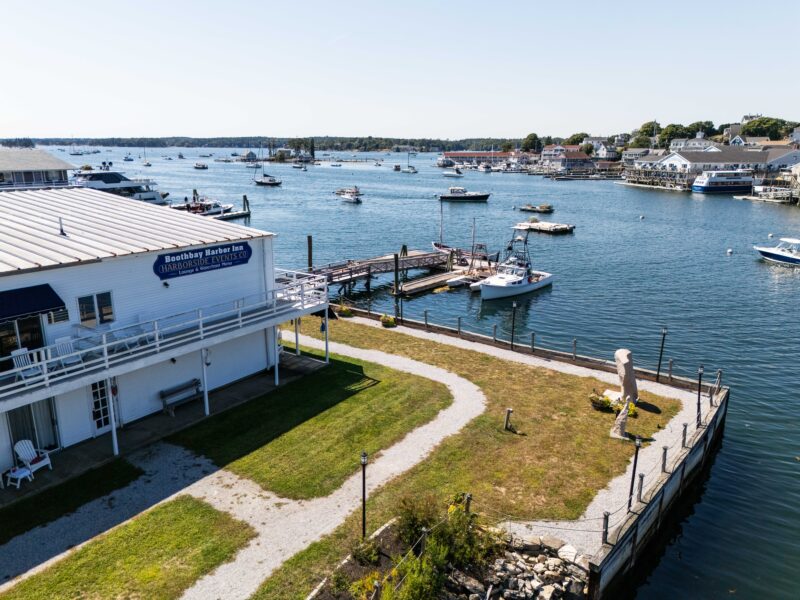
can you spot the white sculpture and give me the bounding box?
[608,349,638,439]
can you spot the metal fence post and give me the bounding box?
[668,358,673,382]
[682,423,688,448]
[457,316,461,336]
[662,446,668,473]
[424,310,428,328]
[493,324,497,342]
[638,473,645,503]
[572,338,577,360]
[530,332,535,353]
[602,511,610,545]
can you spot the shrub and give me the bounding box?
[380,314,397,328]
[396,493,439,547]
[351,537,380,566]
[330,570,350,594]
[348,571,381,600]
[337,303,354,318]
[433,496,499,568]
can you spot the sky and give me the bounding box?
[2,0,798,139]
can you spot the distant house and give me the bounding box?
[671,132,719,153]
[766,147,800,171]
[540,144,581,168]
[730,135,770,147]
[240,150,258,161]
[553,152,594,172]
[723,123,742,141]
[0,148,75,190]
[581,137,607,152]
[595,143,619,160]
[622,148,650,166]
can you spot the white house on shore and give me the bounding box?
[631,148,769,173]
[0,188,328,473]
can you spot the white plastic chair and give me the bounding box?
[11,348,42,381]
[14,439,52,475]
[55,337,83,369]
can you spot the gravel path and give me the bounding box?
[347,317,697,557]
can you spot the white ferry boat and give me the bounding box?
[72,169,166,204]
[691,170,753,194]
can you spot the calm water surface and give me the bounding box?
[76,148,800,598]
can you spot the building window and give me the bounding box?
[78,292,114,327]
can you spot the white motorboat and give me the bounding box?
[171,192,233,216]
[470,223,553,299]
[443,168,464,178]
[753,238,800,266]
[401,165,418,174]
[335,186,363,196]
[72,169,167,205]
[194,162,208,170]
[340,192,362,204]
[123,154,134,162]
[478,163,492,173]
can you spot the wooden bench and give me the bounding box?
[159,378,202,416]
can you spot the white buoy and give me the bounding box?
[768,233,774,238]
[727,248,733,255]
[639,215,645,220]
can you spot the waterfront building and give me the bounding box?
[0,148,75,190]
[0,187,328,472]
[621,148,650,166]
[792,127,800,144]
[539,144,581,169]
[551,151,594,172]
[442,151,513,166]
[765,147,800,171]
[581,137,607,152]
[632,147,768,173]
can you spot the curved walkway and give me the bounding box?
[0,337,486,600]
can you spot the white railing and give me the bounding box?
[0,270,327,402]
[0,180,73,191]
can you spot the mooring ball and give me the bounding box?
[768,233,774,238]
[727,248,733,255]
[639,215,645,220]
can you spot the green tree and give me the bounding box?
[686,121,716,137]
[658,124,690,147]
[501,141,514,153]
[565,132,590,145]
[741,117,797,140]
[520,133,541,152]
[309,137,315,159]
[636,121,662,138]
[629,135,652,149]
[543,136,553,146]
[579,143,594,156]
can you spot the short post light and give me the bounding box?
[628,435,642,511]
[360,450,368,539]
[510,301,517,350]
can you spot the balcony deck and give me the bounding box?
[0,270,328,409]
[0,352,324,507]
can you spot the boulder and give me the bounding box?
[539,584,557,600]
[540,535,566,552]
[557,544,578,563]
[450,570,486,595]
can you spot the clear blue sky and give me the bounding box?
[2,0,798,139]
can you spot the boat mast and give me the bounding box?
[439,201,444,245]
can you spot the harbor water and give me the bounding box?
[75,148,800,598]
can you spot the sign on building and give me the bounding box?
[153,242,252,280]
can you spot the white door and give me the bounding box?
[90,381,112,435]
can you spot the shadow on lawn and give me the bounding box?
[167,356,379,468]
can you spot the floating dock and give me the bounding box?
[519,221,576,234]
[213,195,251,221]
[396,271,459,296]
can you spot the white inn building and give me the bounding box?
[0,188,328,472]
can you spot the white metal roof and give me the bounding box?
[0,187,272,276]
[0,148,75,171]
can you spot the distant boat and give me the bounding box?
[443,168,463,178]
[331,163,342,167]
[518,203,554,214]
[438,186,490,202]
[753,237,800,266]
[341,192,362,204]
[335,186,362,196]
[194,163,208,170]
[691,170,753,194]
[254,163,282,186]
[123,153,134,162]
[177,152,185,159]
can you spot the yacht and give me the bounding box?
[401,165,418,174]
[123,153,134,162]
[753,238,800,266]
[691,170,753,194]
[438,186,490,202]
[194,162,209,170]
[171,197,233,216]
[478,163,492,173]
[72,169,167,204]
[335,186,363,197]
[443,168,464,178]
[470,223,554,299]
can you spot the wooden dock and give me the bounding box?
[213,195,251,221]
[312,250,449,287]
[397,271,458,296]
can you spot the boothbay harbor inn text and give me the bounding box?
[153,243,253,279]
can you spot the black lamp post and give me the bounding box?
[656,327,667,382]
[628,436,642,511]
[696,365,704,428]
[360,450,368,539]
[510,302,517,350]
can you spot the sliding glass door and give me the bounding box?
[5,398,60,457]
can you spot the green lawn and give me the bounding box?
[0,495,254,600]
[0,458,143,546]
[169,351,451,499]
[251,317,682,599]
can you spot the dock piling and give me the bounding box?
[493,324,497,342]
[572,338,577,360]
[696,365,704,428]
[307,235,313,272]
[530,332,535,353]
[457,316,462,336]
[602,511,610,545]
[510,302,517,350]
[656,327,668,382]
[424,310,429,328]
